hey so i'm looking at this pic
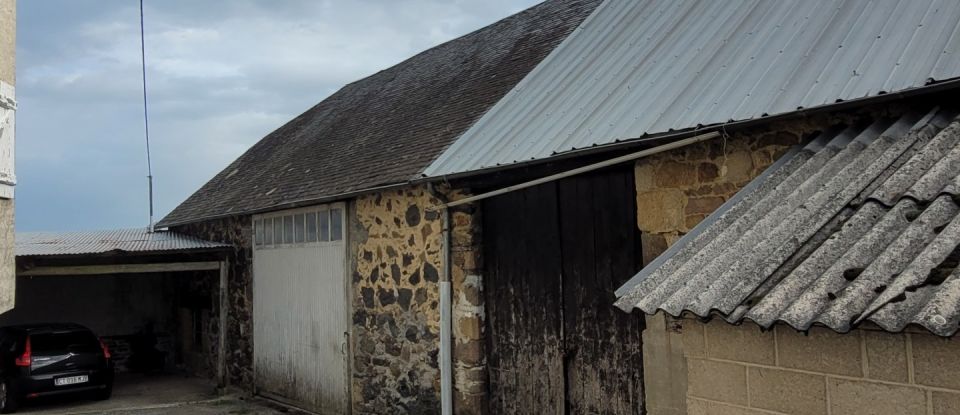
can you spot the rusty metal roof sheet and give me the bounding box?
[615,107,960,337]
[424,0,960,177]
[16,228,231,257]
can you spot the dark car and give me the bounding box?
[0,323,114,413]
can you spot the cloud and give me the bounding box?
[15,0,540,231]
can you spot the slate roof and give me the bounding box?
[17,228,231,257]
[615,107,960,337]
[158,0,602,227]
[424,0,960,177]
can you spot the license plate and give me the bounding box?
[54,375,88,386]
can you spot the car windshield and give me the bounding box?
[31,331,99,356]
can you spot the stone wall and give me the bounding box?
[636,127,803,415]
[682,319,960,415]
[448,194,485,415]
[351,186,444,414]
[634,127,804,249]
[632,107,910,244]
[172,186,487,413]
[0,0,13,86]
[350,184,485,414]
[175,269,218,378]
[632,107,927,415]
[633,114,862,415]
[0,199,12,314]
[172,216,253,388]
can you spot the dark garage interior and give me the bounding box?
[9,229,231,388]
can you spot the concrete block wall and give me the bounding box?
[633,107,915,415]
[636,121,807,415]
[683,319,960,415]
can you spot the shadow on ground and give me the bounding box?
[17,372,216,414]
[15,373,306,415]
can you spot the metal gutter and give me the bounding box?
[417,78,960,185]
[162,79,960,229]
[158,181,411,228]
[436,131,720,209]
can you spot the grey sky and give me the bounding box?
[15,0,538,231]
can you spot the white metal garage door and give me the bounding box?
[252,204,349,413]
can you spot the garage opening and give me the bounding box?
[9,228,232,408]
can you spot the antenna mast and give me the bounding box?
[139,0,155,232]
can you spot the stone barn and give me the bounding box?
[159,1,603,413]
[159,0,960,414]
[428,2,960,414]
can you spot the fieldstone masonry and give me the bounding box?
[351,185,486,414]
[173,216,253,388]
[173,185,487,414]
[448,198,486,415]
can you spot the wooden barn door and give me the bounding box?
[483,169,645,414]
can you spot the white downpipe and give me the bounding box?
[439,207,453,415]
[440,280,452,414]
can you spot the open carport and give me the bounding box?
[5,228,232,410]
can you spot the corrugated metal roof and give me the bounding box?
[614,107,960,337]
[424,0,960,177]
[16,228,231,257]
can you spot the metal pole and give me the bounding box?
[217,259,229,393]
[140,0,155,232]
[439,208,453,415]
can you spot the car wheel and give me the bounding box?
[93,383,112,401]
[0,379,19,413]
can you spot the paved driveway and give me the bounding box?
[15,374,301,415]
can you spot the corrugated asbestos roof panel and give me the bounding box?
[424,0,960,177]
[16,228,231,257]
[614,107,960,337]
